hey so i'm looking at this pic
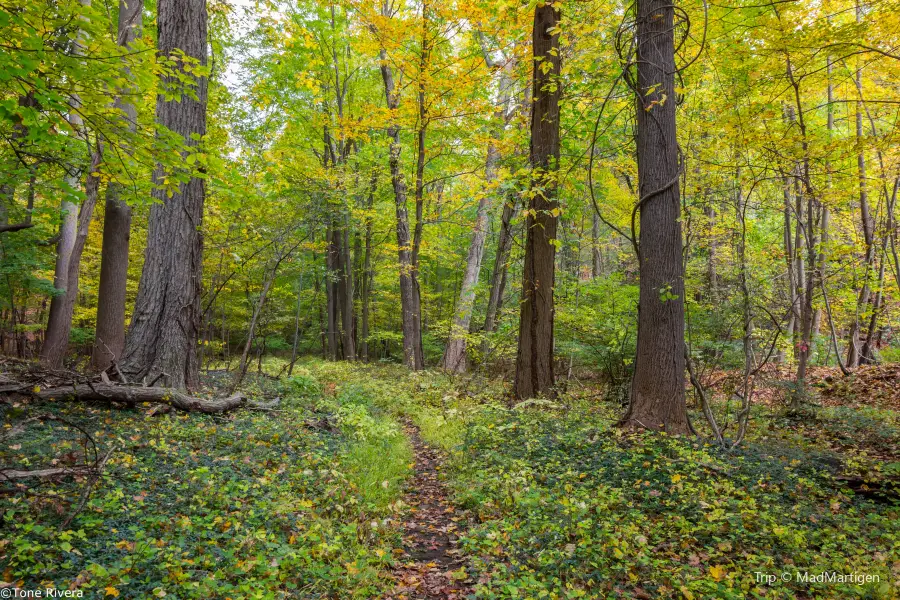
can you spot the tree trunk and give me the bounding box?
[441,144,495,373]
[288,273,303,376]
[360,173,376,362]
[91,0,143,371]
[41,3,90,367]
[847,0,875,369]
[591,211,603,278]
[620,0,690,433]
[483,191,517,336]
[380,43,424,370]
[325,221,339,360]
[513,2,561,400]
[231,264,277,393]
[442,52,515,373]
[37,384,246,414]
[40,150,102,368]
[338,213,356,360]
[860,254,886,364]
[119,0,208,390]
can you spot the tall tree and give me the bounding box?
[377,1,425,370]
[40,0,99,368]
[442,44,516,373]
[513,1,561,400]
[620,0,691,432]
[90,0,144,371]
[119,0,208,389]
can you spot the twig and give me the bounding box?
[60,445,117,530]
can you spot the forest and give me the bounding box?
[1,0,899,596]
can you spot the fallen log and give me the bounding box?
[1,466,94,480]
[35,384,247,414]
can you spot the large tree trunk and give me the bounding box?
[620,0,690,433]
[380,43,424,370]
[91,0,143,371]
[119,0,208,390]
[513,2,561,400]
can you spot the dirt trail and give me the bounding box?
[386,423,472,599]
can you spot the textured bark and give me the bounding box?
[42,10,86,366]
[620,0,690,433]
[380,42,424,370]
[514,2,561,400]
[119,0,208,390]
[91,0,143,371]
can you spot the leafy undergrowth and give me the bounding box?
[4,360,898,599]
[450,404,898,600]
[291,361,900,599]
[1,369,411,598]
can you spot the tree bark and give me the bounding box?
[119,0,208,390]
[40,151,102,368]
[847,0,875,369]
[513,2,561,400]
[379,37,424,370]
[620,0,690,433]
[41,3,90,367]
[483,192,517,337]
[91,0,143,371]
[360,172,376,362]
[441,145,495,373]
[442,48,516,373]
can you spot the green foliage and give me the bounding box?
[448,402,898,600]
[0,371,407,597]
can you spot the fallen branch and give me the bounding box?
[35,384,247,414]
[1,466,94,480]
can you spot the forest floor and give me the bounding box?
[386,424,470,599]
[1,358,898,599]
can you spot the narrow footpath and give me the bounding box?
[386,424,473,599]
